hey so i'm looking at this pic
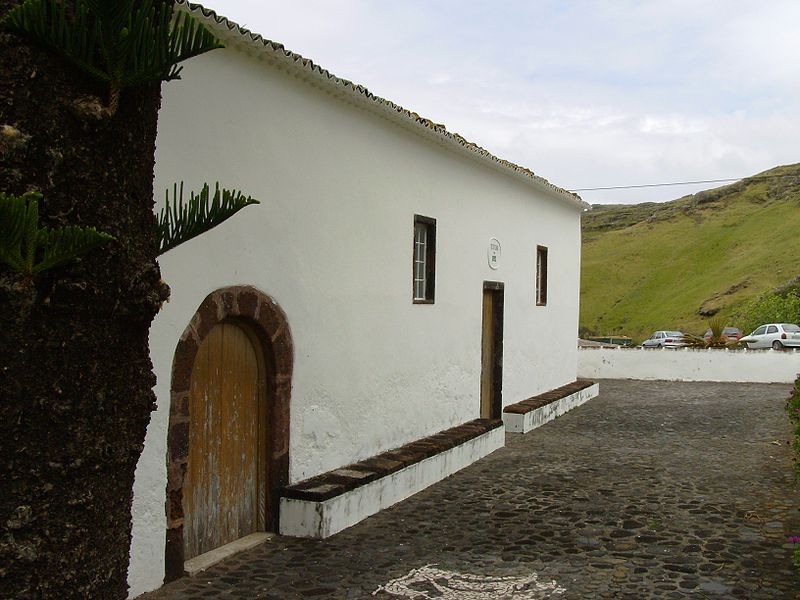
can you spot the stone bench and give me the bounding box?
[503,379,599,434]
[279,418,504,538]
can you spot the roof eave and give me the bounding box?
[176,1,587,210]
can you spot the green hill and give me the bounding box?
[580,163,800,342]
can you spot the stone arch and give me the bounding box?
[163,286,292,581]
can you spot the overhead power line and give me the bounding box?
[569,173,797,192]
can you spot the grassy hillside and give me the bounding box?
[580,164,800,342]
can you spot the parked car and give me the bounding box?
[740,323,800,350]
[703,327,743,342]
[641,331,686,348]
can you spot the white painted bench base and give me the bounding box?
[504,382,599,434]
[279,424,506,538]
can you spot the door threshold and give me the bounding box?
[184,532,272,576]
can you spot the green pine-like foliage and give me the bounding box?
[156,183,260,255]
[1,0,223,113]
[1,3,260,276]
[0,191,115,277]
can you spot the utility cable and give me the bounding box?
[569,172,797,192]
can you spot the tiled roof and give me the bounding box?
[177,1,585,208]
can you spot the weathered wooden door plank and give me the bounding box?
[185,322,263,559]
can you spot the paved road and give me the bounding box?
[143,380,800,599]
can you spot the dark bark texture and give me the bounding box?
[0,1,167,597]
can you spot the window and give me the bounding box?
[536,245,548,306]
[413,215,436,303]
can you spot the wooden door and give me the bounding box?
[480,284,504,419]
[184,322,265,559]
[480,289,494,418]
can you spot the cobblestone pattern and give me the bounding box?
[142,380,800,600]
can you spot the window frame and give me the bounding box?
[412,215,436,304]
[535,245,548,306]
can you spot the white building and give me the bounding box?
[128,1,589,596]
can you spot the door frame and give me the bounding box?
[163,286,293,582]
[480,281,504,419]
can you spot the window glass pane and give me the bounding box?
[414,223,425,244]
[413,216,435,302]
[535,246,547,305]
[414,275,425,300]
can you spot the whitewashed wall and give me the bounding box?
[127,30,582,597]
[578,347,800,383]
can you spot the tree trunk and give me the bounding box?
[0,2,168,597]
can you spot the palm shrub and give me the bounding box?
[680,316,743,349]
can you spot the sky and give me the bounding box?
[207,0,800,205]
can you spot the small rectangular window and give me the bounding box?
[536,245,548,306]
[413,215,436,303]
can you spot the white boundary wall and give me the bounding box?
[578,347,800,383]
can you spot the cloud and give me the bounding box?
[210,0,800,204]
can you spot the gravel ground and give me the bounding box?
[142,379,800,600]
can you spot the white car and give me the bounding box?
[740,323,800,350]
[641,331,685,348]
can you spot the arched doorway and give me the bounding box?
[184,321,265,559]
[164,286,293,581]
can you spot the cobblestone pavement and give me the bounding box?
[143,380,800,599]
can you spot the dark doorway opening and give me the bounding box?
[480,281,504,419]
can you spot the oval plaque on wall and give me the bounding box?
[487,237,501,269]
